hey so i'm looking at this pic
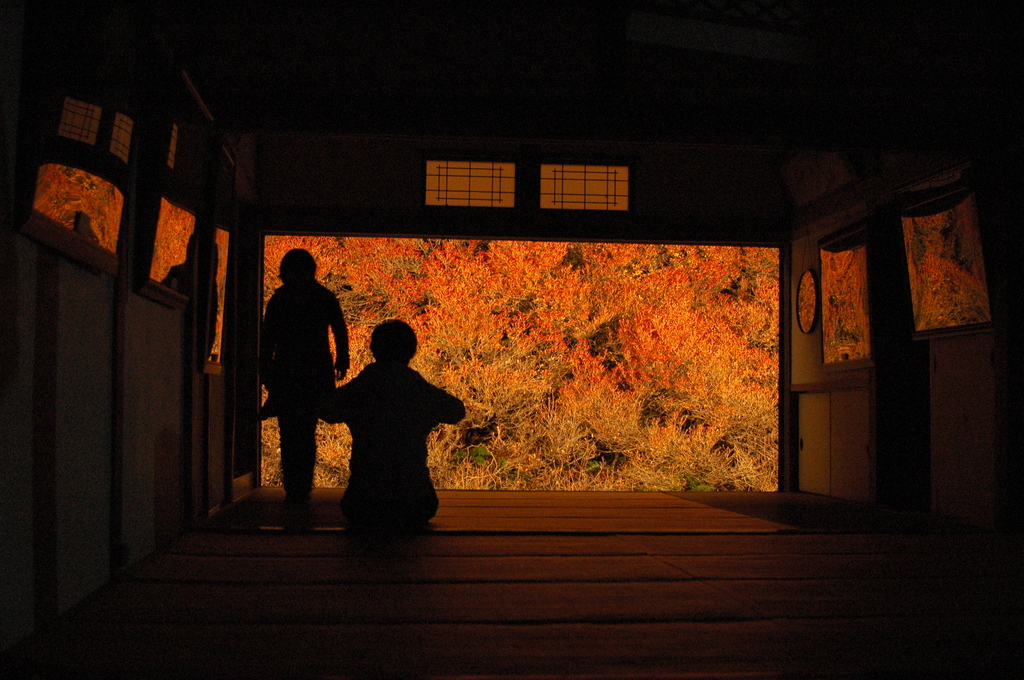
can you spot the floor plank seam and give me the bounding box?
[193,528,797,536]
[122,577,704,586]
[53,613,1024,627]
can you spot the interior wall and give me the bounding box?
[252,132,793,243]
[790,226,873,503]
[0,0,22,199]
[0,0,34,651]
[786,150,1007,523]
[0,233,37,651]
[54,260,113,612]
[1,1,195,645]
[789,231,826,386]
[257,135,423,210]
[931,331,998,527]
[829,388,871,502]
[3,153,192,650]
[786,153,879,504]
[121,295,183,565]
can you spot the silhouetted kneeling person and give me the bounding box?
[321,320,465,528]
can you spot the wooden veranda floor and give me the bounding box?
[3,490,1022,678]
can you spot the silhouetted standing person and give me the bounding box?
[260,248,349,504]
[321,320,464,528]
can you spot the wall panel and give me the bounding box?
[931,331,997,526]
[0,234,38,650]
[54,260,112,612]
[830,388,871,502]
[122,294,183,565]
[798,392,830,495]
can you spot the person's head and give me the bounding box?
[370,320,417,364]
[279,249,317,283]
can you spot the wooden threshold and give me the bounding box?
[199,487,792,534]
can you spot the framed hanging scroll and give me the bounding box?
[820,227,871,366]
[898,166,990,337]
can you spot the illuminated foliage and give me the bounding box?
[262,236,780,491]
[149,199,196,287]
[33,164,123,253]
[208,228,230,362]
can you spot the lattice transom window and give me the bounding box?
[425,160,515,207]
[57,97,102,145]
[109,113,133,162]
[540,164,629,211]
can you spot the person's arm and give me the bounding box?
[259,297,280,387]
[327,293,349,379]
[332,311,349,378]
[319,381,354,424]
[423,382,466,424]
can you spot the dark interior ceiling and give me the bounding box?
[145,1,1019,151]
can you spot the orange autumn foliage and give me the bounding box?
[33,164,124,253]
[262,236,779,491]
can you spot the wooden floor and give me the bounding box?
[4,490,1022,679]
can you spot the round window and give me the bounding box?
[797,269,818,334]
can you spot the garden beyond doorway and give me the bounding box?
[261,236,779,492]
